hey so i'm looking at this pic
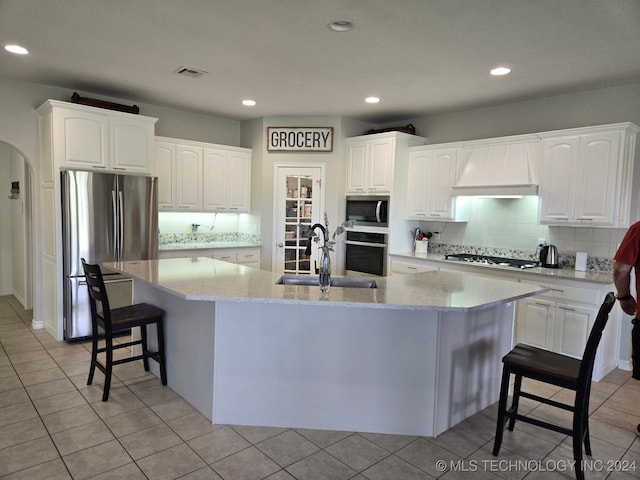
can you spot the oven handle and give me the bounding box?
[376,201,382,223]
[345,240,387,248]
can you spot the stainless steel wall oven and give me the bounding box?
[344,230,388,276]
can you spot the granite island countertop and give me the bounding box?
[103,257,547,312]
[391,252,614,284]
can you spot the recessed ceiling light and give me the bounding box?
[365,96,381,104]
[4,44,28,55]
[242,99,256,107]
[490,66,511,76]
[328,20,354,32]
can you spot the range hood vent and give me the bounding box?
[452,139,539,197]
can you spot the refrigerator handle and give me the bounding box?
[118,191,124,260]
[112,190,118,260]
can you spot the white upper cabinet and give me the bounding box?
[175,144,203,211]
[538,123,639,227]
[154,141,176,209]
[203,147,251,212]
[154,137,251,213]
[58,109,108,169]
[110,117,156,173]
[37,100,157,174]
[345,132,425,195]
[406,144,468,221]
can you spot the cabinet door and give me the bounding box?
[407,148,458,220]
[175,145,202,210]
[202,148,228,211]
[154,141,176,210]
[227,150,251,212]
[110,118,154,173]
[516,298,555,349]
[538,136,579,223]
[345,140,368,194]
[58,110,108,169]
[406,151,430,218]
[573,131,621,225]
[428,148,458,218]
[555,303,594,359]
[368,137,395,193]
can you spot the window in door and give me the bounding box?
[273,166,323,274]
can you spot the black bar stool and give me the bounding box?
[492,292,615,480]
[81,258,167,401]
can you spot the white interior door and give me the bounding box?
[273,165,324,274]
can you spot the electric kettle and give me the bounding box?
[540,245,559,268]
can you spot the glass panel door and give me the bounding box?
[274,166,323,274]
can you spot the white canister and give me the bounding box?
[415,239,428,254]
[575,252,588,271]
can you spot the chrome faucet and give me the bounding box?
[304,223,327,256]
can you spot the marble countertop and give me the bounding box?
[159,242,260,251]
[103,257,546,312]
[391,252,614,284]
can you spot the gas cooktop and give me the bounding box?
[444,254,539,269]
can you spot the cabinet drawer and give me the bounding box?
[212,251,238,263]
[390,261,437,275]
[522,281,600,305]
[237,250,260,264]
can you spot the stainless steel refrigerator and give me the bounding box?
[61,170,158,340]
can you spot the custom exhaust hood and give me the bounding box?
[451,138,539,197]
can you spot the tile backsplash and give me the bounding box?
[158,211,260,244]
[159,211,258,234]
[418,196,628,271]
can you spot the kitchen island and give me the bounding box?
[104,257,546,436]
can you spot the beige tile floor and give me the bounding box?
[2,294,640,480]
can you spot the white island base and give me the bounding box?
[135,281,514,437]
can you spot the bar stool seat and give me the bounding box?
[82,258,167,401]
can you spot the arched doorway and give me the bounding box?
[0,141,33,310]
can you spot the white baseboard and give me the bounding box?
[31,319,44,330]
[618,359,632,371]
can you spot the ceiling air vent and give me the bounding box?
[174,66,208,78]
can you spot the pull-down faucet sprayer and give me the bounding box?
[304,223,327,256]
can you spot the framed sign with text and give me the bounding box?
[267,127,333,152]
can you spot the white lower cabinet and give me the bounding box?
[516,279,617,380]
[388,254,619,381]
[516,297,555,350]
[159,247,261,269]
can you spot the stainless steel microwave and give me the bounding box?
[345,196,389,227]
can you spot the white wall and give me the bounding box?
[0,144,12,295]
[10,147,27,305]
[0,142,29,304]
[240,115,375,273]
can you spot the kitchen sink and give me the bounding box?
[276,275,377,288]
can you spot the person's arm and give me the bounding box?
[613,260,637,316]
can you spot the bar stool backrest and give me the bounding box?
[81,258,112,332]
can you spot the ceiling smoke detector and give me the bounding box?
[174,66,208,78]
